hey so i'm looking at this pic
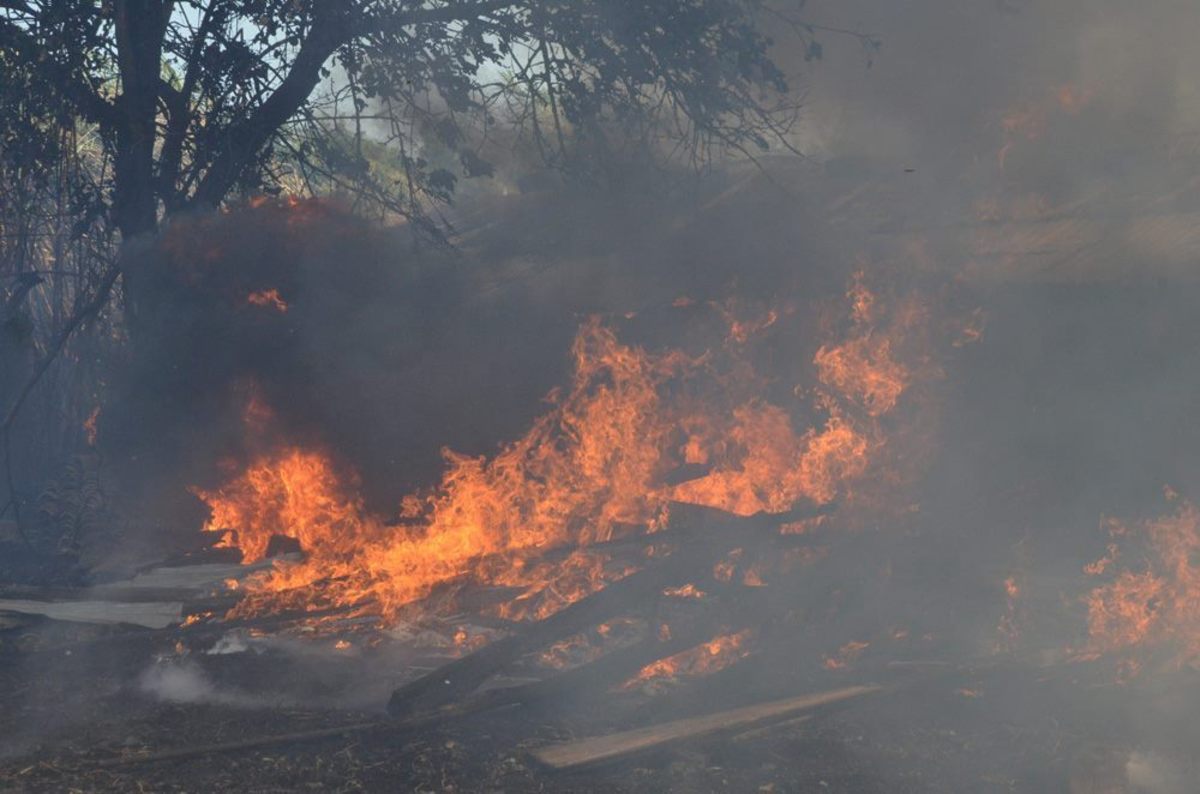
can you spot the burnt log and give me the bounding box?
[437,581,774,719]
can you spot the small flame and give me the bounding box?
[247,288,288,313]
[997,83,1093,168]
[1083,498,1200,672]
[953,308,986,348]
[241,387,275,431]
[823,639,870,671]
[537,618,640,669]
[620,629,754,691]
[83,405,101,447]
[663,583,706,599]
[180,612,212,628]
[994,575,1024,653]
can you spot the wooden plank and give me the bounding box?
[0,599,183,629]
[0,559,274,605]
[730,714,813,744]
[530,684,881,770]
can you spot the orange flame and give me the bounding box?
[620,629,754,690]
[823,639,870,671]
[1083,497,1200,672]
[247,288,288,313]
[83,405,100,447]
[994,575,1024,653]
[997,83,1094,169]
[663,583,706,599]
[194,448,373,563]
[195,276,924,623]
[814,337,908,416]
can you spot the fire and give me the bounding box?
[719,303,780,344]
[194,276,926,624]
[994,575,1023,652]
[810,271,909,417]
[488,549,636,622]
[1083,497,1200,671]
[180,612,212,627]
[742,565,767,587]
[953,308,986,348]
[194,448,375,563]
[246,288,288,312]
[823,639,870,671]
[83,405,100,446]
[814,337,907,416]
[200,319,688,617]
[668,277,913,516]
[536,618,642,669]
[997,83,1093,168]
[671,403,869,515]
[663,583,706,599]
[620,629,754,691]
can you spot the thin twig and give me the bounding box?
[0,261,120,547]
[0,262,118,438]
[0,430,30,547]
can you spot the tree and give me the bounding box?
[1,0,800,251]
[0,0,810,508]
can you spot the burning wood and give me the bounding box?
[1081,493,1200,675]
[386,504,827,717]
[618,628,754,692]
[188,275,921,638]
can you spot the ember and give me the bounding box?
[823,640,870,671]
[246,288,288,312]
[620,629,755,692]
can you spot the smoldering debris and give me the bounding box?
[139,661,230,706]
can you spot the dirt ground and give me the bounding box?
[3,616,1194,793]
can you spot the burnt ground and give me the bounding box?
[1,611,1198,793]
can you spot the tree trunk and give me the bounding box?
[112,0,169,244]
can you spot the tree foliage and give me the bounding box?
[1,0,801,243]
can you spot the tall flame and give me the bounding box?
[196,277,922,622]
